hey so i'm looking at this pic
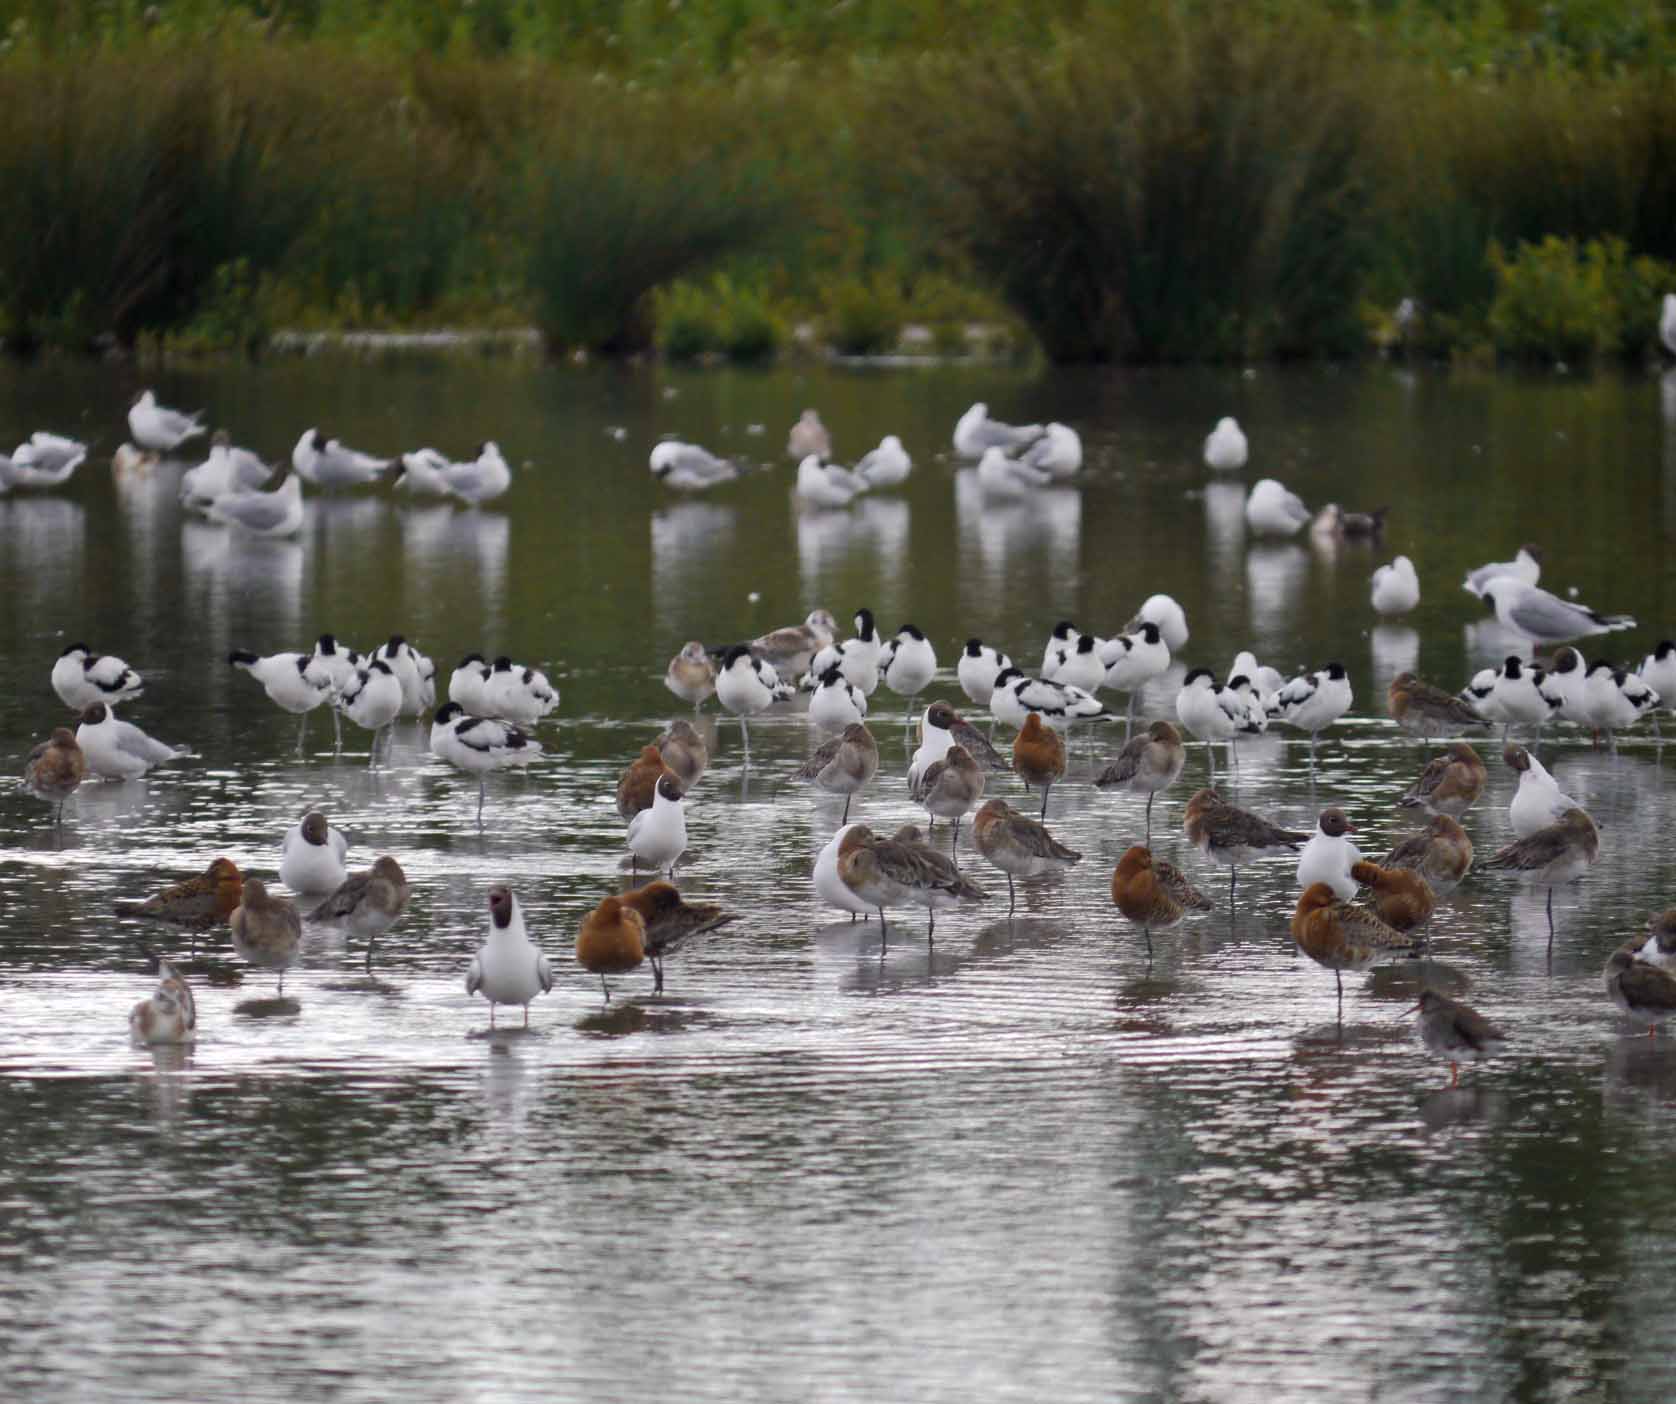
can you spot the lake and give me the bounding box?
[2,355,1675,1402]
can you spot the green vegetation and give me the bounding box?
[1,1,1675,364]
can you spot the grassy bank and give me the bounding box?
[1,2,1674,364]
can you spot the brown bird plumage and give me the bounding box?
[22,726,85,824]
[918,742,985,857]
[229,877,302,996]
[1399,742,1487,817]
[1351,859,1436,932]
[617,744,680,822]
[1183,787,1310,906]
[1291,881,1423,1011]
[1111,845,1211,958]
[787,721,878,823]
[1409,988,1506,1084]
[655,718,709,789]
[1382,814,1473,894]
[971,797,1080,914]
[1012,713,1066,818]
[1605,941,1676,1037]
[1095,720,1185,843]
[1484,807,1599,942]
[576,893,647,1001]
[620,880,737,993]
[1387,672,1490,737]
[838,823,986,939]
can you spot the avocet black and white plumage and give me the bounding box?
[953,402,1043,458]
[292,429,391,489]
[1125,594,1189,653]
[75,702,188,780]
[1203,416,1248,471]
[230,649,334,747]
[372,636,427,718]
[626,773,687,877]
[431,701,542,822]
[1175,668,1253,773]
[1540,647,1590,724]
[958,639,1013,708]
[1479,576,1635,645]
[1272,662,1353,762]
[8,432,88,488]
[716,644,792,749]
[127,390,205,454]
[808,665,869,732]
[466,887,552,1029]
[1490,656,1551,735]
[448,653,493,714]
[444,441,512,505]
[650,440,737,492]
[1039,621,1080,678]
[1640,640,1676,736]
[1584,661,1657,747]
[203,463,304,537]
[989,668,1105,734]
[181,431,270,508]
[1099,623,1170,730]
[1045,633,1105,695]
[881,625,938,721]
[906,704,956,800]
[336,658,404,767]
[52,644,144,712]
[482,656,559,726]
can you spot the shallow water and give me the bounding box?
[2,359,1676,1402]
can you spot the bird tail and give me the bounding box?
[1591,611,1637,632]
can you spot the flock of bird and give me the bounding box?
[1,388,513,533]
[13,391,1676,1085]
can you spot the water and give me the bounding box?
[3,357,1676,1402]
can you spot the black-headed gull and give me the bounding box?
[627,773,687,877]
[953,402,1042,458]
[1245,478,1311,535]
[203,463,303,536]
[1477,576,1634,644]
[1295,808,1362,900]
[856,435,911,487]
[9,432,88,488]
[181,431,271,508]
[466,888,551,1028]
[1371,555,1420,615]
[650,440,736,491]
[1203,416,1248,471]
[444,441,512,504]
[75,702,188,780]
[279,811,350,895]
[976,445,1052,498]
[795,455,866,508]
[128,390,205,454]
[1020,422,1082,478]
[1462,544,1540,598]
[292,429,391,489]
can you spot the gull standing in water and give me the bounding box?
[128,390,206,454]
[650,441,737,492]
[181,431,270,507]
[468,887,552,1026]
[796,455,867,508]
[1477,576,1635,645]
[855,435,912,488]
[1020,423,1082,478]
[1244,478,1311,535]
[204,462,304,537]
[1203,416,1248,471]
[1295,808,1362,901]
[8,432,89,488]
[291,429,391,489]
[626,774,687,878]
[443,441,512,505]
[75,703,188,780]
[976,445,1052,498]
[953,402,1043,457]
[279,811,350,896]
[1463,545,1541,598]
[1371,556,1420,616]
[1504,745,1577,838]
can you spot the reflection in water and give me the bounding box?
[399,504,510,612]
[1244,544,1310,652]
[953,469,1081,603]
[1370,625,1420,692]
[1463,617,1536,668]
[181,520,306,656]
[652,500,739,633]
[1201,481,1247,579]
[0,497,84,613]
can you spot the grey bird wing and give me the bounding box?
[1212,806,1310,849]
[1442,996,1506,1051]
[1381,831,1429,870]
[114,719,178,764]
[1486,823,1579,871]
[1094,735,1145,787]
[1402,755,1449,805]
[950,717,1009,771]
[1507,590,1625,640]
[1003,811,1080,862]
[465,953,483,997]
[211,489,292,532]
[309,871,371,922]
[794,734,843,779]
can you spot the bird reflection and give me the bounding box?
[399,503,510,608]
[1369,625,1420,693]
[1418,1085,1508,1131]
[1463,618,1535,667]
[181,521,305,652]
[954,469,1081,598]
[1244,544,1309,651]
[139,1043,194,1126]
[0,498,85,612]
[797,495,911,599]
[652,501,739,633]
[1202,481,1246,577]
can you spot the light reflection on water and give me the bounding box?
[2,359,1676,1401]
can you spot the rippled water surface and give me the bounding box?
[4,359,1676,1402]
